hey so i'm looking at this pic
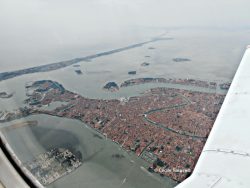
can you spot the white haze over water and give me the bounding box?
[0,0,250,72]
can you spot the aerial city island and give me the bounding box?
[0,78,227,183]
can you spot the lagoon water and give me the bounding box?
[1,28,250,187]
[2,115,176,188]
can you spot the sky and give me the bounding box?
[0,0,250,70]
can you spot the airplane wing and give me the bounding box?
[176,46,250,188]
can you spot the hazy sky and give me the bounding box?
[0,0,250,70]
[1,0,250,28]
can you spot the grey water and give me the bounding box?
[1,115,177,188]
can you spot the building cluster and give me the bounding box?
[25,148,82,186]
[147,89,224,138]
[219,82,231,90]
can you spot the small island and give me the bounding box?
[121,78,166,87]
[25,148,82,186]
[75,70,83,75]
[111,154,125,159]
[103,82,119,92]
[148,47,155,50]
[120,77,218,89]
[0,92,13,99]
[219,82,231,90]
[128,71,137,75]
[173,58,191,62]
[141,62,150,67]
